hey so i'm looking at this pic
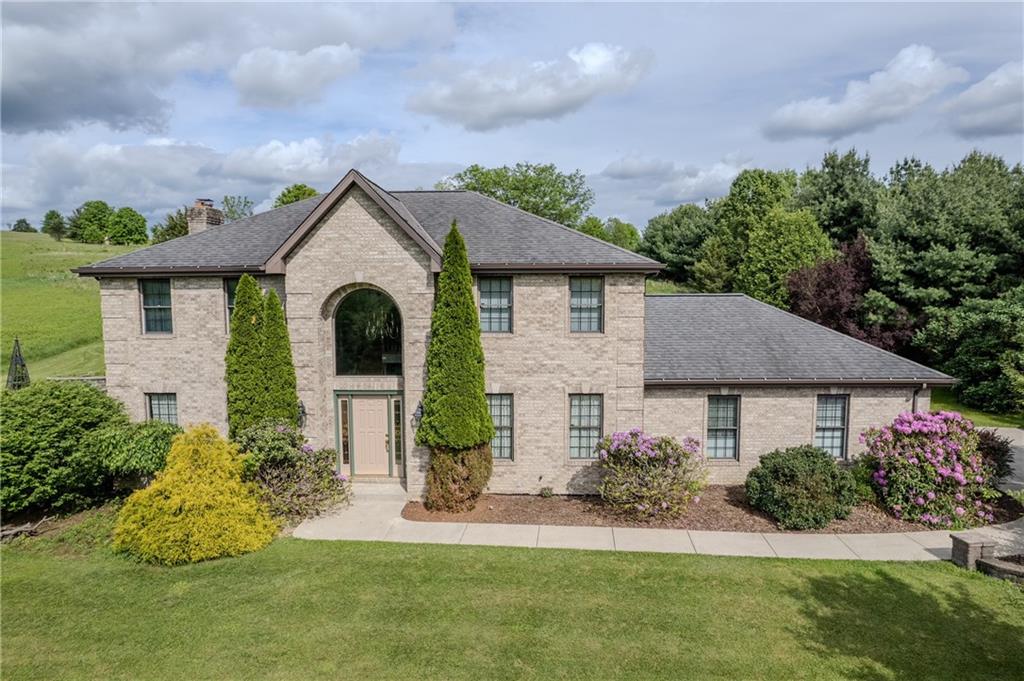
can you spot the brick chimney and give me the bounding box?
[186,198,224,235]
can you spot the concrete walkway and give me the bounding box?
[294,483,1024,561]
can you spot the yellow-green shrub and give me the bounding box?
[113,424,277,565]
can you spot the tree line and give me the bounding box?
[442,155,1024,415]
[17,183,319,245]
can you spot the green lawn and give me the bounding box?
[2,513,1022,680]
[0,232,141,380]
[645,278,689,294]
[932,387,1023,428]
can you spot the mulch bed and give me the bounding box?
[402,485,1024,534]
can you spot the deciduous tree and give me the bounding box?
[150,208,188,244]
[438,163,594,228]
[107,207,148,245]
[222,195,255,222]
[736,207,832,308]
[42,210,66,240]
[273,184,318,207]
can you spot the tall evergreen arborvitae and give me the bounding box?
[416,224,494,510]
[225,274,265,438]
[261,289,299,425]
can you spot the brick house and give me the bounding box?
[76,169,954,497]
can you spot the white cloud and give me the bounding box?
[647,158,752,206]
[601,155,675,180]
[231,45,360,108]
[763,44,969,141]
[1,3,455,133]
[408,43,652,131]
[945,61,1024,138]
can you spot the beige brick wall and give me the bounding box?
[99,273,283,430]
[643,385,929,484]
[478,273,647,495]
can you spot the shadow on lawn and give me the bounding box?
[788,569,1024,680]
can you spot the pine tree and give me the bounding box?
[416,224,494,510]
[261,289,298,425]
[417,224,493,449]
[225,274,265,438]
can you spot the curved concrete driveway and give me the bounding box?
[295,484,1024,561]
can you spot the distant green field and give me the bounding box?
[1,232,141,380]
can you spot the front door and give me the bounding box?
[352,396,390,475]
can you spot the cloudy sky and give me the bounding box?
[2,2,1022,229]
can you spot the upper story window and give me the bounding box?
[706,395,740,459]
[814,395,849,458]
[335,288,402,376]
[569,394,603,459]
[140,279,172,334]
[569,277,603,333]
[224,277,240,321]
[479,277,512,333]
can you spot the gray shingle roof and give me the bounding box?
[75,195,322,274]
[394,191,658,268]
[644,294,954,385]
[76,176,659,274]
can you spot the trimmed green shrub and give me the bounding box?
[1,380,128,513]
[225,274,265,438]
[262,289,299,425]
[849,454,882,504]
[862,411,996,528]
[113,425,277,565]
[425,445,493,512]
[81,421,182,488]
[977,429,1013,484]
[596,429,708,519]
[417,224,494,511]
[235,419,304,477]
[745,445,857,530]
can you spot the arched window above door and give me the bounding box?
[334,289,402,376]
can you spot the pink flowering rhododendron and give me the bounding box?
[861,411,996,529]
[596,428,707,519]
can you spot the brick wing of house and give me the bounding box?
[74,169,955,497]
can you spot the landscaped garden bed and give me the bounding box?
[402,485,1024,533]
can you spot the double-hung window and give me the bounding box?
[815,395,849,458]
[147,393,178,425]
[141,279,172,334]
[569,394,603,459]
[569,277,603,333]
[479,277,512,333]
[487,394,514,460]
[706,396,740,459]
[224,277,240,323]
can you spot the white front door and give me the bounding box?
[352,396,390,475]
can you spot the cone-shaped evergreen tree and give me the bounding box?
[416,224,494,449]
[261,289,299,425]
[225,274,265,438]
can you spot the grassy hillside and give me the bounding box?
[1,232,141,380]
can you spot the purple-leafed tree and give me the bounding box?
[787,233,913,352]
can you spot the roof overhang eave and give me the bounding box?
[471,261,663,274]
[73,264,267,278]
[644,376,957,387]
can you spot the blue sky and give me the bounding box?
[2,2,1021,229]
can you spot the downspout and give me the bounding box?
[912,383,926,412]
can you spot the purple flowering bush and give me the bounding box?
[235,419,350,521]
[595,428,707,519]
[861,411,997,529]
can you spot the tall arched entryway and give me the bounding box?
[332,287,405,478]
